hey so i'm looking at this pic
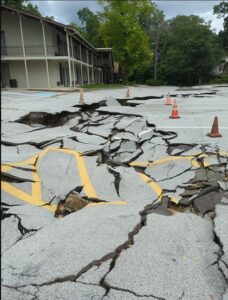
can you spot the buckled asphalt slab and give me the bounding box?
[1,85,228,299]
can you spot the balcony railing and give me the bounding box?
[1,46,103,66]
[1,45,68,57]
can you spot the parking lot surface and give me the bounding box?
[1,85,228,299]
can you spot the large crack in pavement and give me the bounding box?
[1,88,228,299]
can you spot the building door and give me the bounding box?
[1,63,10,87]
[59,63,69,86]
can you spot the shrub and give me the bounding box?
[210,74,228,84]
[145,78,167,86]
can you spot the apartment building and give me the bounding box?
[1,5,114,89]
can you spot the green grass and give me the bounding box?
[210,74,228,84]
[82,83,126,90]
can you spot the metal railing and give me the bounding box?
[1,46,108,67]
[1,45,68,57]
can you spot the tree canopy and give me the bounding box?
[213,1,228,53]
[98,0,153,82]
[157,16,223,85]
[77,8,103,47]
[2,0,55,21]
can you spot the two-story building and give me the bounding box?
[1,5,114,89]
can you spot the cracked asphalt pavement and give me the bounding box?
[1,85,228,300]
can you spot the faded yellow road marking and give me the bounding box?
[1,147,119,212]
[2,147,227,213]
[87,201,127,207]
[1,181,55,212]
[55,148,98,198]
[138,173,163,199]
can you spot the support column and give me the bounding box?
[70,36,75,87]
[80,44,83,86]
[41,21,50,89]
[86,49,90,84]
[92,53,94,84]
[19,14,29,88]
[66,32,72,87]
[100,69,103,84]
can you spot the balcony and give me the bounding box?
[1,44,68,57]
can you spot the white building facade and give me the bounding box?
[1,5,114,89]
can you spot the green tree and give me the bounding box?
[2,0,26,9]
[213,1,228,26]
[68,22,84,36]
[23,3,41,16]
[213,1,228,52]
[158,16,223,85]
[2,0,42,17]
[45,16,55,21]
[77,8,103,47]
[99,0,153,82]
[146,8,169,81]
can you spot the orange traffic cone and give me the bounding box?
[79,88,84,105]
[169,99,180,119]
[165,93,172,105]
[126,88,130,98]
[207,116,222,138]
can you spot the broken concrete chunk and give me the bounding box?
[1,144,40,163]
[181,145,202,156]
[218,181,228,191]
[74,132,106,145]
[159,170,196,191]
[103,96,121,106]
[149,136,166,145]
[125,119,147,136]
[2,126,75,146]
[63,116,80,128]
[118,140,137,153]
[109,140,121,151]
[134,143,168,162]
[112,149,142,164]
[112,132,138,142]
[63,137,104,154]
[164,187,185,204]
[80,156,121,201]
[3,167,34,182]
[138,128,154,142]
[203,155,220,167]
[193,191,223,214]
[145,159,192,182]
[87,123,114,138]
[38,150,82,204]
[115,117,136,130]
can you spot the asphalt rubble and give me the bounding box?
[1,86,228,299]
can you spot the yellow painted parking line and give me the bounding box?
[220,152,228,157]
[2,146,227,213]
[1,181,55,212]
[55,148,97,198]
[169,197,179,204]
[1,147,98,211]
[138,173,162,199]
[129,162,149,167]
[87,201,127,207]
